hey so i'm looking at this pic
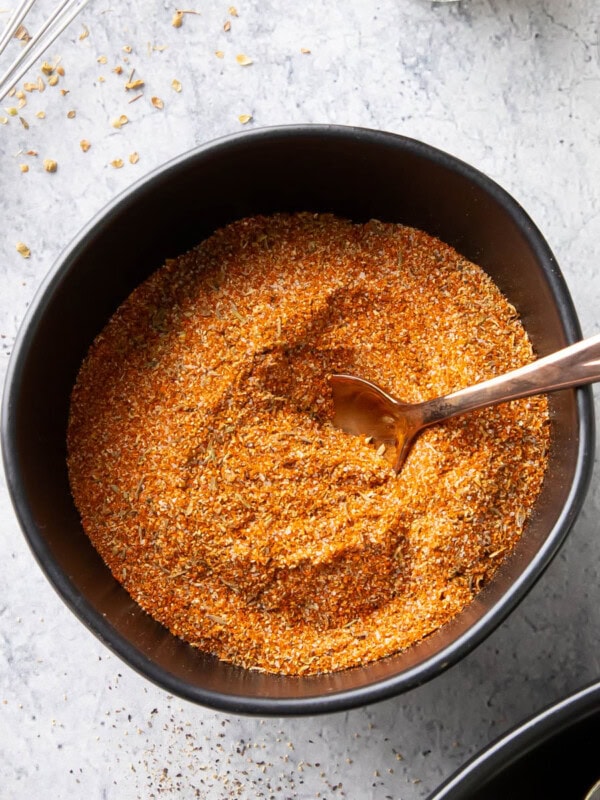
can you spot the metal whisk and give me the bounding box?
[0,0,90,102]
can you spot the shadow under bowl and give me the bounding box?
[1,125,594,715]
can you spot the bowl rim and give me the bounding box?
[428,679,600,799]
[1,123,595,715]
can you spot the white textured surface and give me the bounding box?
[1,1,600,797]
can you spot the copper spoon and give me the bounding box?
[330,332,600,473]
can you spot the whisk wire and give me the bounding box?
[0,0,37,54]
[0,0,90,101]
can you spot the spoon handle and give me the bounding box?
[422,331,600,425]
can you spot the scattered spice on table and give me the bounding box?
[67,213,549,675]
[112,113,129,129]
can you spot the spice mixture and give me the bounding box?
[67,213,549,675]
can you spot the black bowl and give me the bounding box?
[1,125,594,715]
[429,681,600,799]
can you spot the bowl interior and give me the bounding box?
[2,126,592,714]
[476,710,600,798]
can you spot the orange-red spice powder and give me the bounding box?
[67,213,549,675]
